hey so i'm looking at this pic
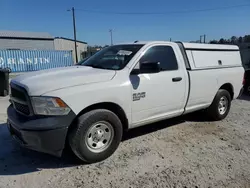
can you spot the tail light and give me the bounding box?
[243,72,246,86]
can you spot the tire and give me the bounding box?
[207,89,231,121]
[3,90,8,96]
[69,109,123,163]
[0,90,7,97]
[247,86,250,95]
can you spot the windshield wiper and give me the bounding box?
[91,64,105,69]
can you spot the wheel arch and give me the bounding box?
[68,102,129,133]
[219,83,234,100]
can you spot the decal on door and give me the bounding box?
[133,92,146,101]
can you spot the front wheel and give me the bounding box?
[207,89,231,121]
[69,109,123,163]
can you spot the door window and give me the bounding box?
[139,46,178,71]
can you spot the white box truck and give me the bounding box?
[7,41,244,163]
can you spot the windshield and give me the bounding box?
[77,44,143,70]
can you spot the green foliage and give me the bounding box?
[209,35,250,44]
[244,35,250,43]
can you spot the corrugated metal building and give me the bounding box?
[54,37,87,63]
[0,50,73,72]
[0,30,54,50]
[0,31,88,64]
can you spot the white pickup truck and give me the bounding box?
[7,41,244,163]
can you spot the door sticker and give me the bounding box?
[133,92,146,101]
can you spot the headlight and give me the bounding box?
[32,97,71,116]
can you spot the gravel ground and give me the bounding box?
[0,95,250,188]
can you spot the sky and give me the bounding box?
[0,0,250,45]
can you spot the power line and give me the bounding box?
[75,4,250,15]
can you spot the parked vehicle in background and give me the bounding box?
[243,70,250,94]
[7,41,244,163]
[0,68,11,96]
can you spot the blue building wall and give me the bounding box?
[0,50,73,72]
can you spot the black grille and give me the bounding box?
[14,102,30,115]
[11,84,31,116]
[11,87,27,101]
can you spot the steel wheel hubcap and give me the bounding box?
[85,121,114,153]
[218,96,228,115]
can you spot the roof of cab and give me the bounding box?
[118,41,174,46]
[117,41,155,45]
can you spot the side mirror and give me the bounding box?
[140,61,161,74]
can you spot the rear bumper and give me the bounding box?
[7,105,76,157]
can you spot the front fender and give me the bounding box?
[43,81,132,125]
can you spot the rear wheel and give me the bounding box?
[207,89,231,121]
[69,109,123,163]
[247,85,250,95]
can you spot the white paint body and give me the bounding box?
[12,41,244,129]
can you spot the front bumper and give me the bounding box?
[7,105,76,157]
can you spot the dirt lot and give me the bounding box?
[1,95,250,188]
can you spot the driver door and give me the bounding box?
[130,45,187,125]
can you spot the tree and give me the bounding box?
[238,36,243,43]
[218,38,225,44]
[231,36,237,44]
[226,39,231,44]
[243,35,250,43]
[210,40,218,44]
[210,34,250,45]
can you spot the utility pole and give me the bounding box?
[68,7,78,63]
[200,35,206,43]
[109,29,113,45]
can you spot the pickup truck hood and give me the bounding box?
[11,66,116,95]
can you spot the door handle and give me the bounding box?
[172,77,182,82]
